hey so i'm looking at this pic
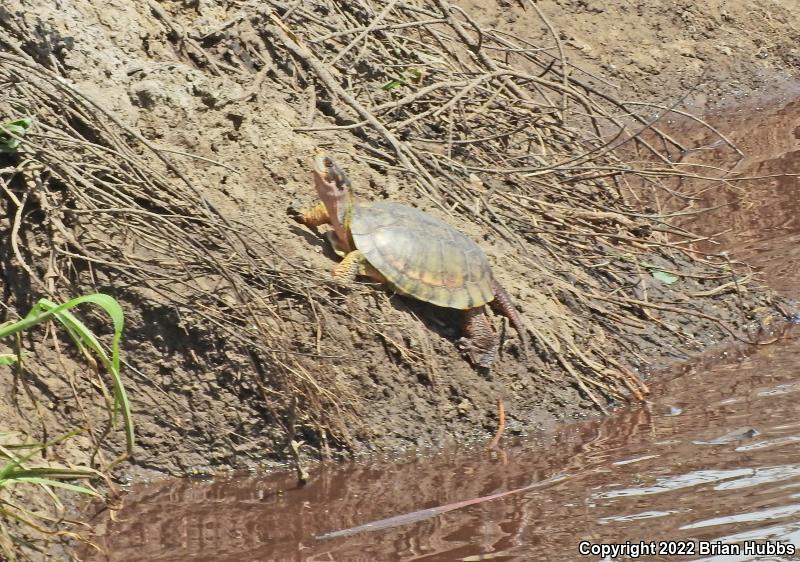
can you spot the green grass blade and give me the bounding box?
[6,478,101,498]
[2,466,100,481]
[0,428,84,475]
[40,295,132,457]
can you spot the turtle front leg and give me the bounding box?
[332,250,368,285]
[331,249,386,286]
[458,307,499,368]
[489,279,530,359]
[295,201,331,228]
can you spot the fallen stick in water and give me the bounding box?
[315,472,568,540]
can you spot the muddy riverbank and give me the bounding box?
[1,0,795,476]
[85,91,800,561]
[1,0,800,557]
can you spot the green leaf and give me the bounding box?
[650,269,679,284]
[4,465,100,480]
[0,117,33,153]
[406,68,423,83]
[0,354,17,365]
[381,79,405,91]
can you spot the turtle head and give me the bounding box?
[312,151,353,248]
[313,152,351,204]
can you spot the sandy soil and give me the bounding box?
[465,0,800,111]
[0,0,797,501]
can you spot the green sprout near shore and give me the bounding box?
[0,118,33,153]
[0,294,132,559]
[0,294,133,458]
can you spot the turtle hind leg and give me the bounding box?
[458,307,499,368]
[488,279,530,359]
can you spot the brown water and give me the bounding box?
[84,96,800,562]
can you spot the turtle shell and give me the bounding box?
[350,201,495,309]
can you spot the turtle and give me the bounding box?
[295,151,530,368]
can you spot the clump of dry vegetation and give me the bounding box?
[147,0,766,406]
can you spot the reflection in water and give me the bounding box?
[594,468,764,499]
[673,96,800,297]
[84,98,800,561]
